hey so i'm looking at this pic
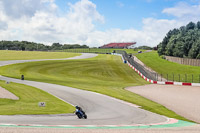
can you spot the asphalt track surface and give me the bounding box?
[0,53,167,125]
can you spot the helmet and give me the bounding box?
[75,106,79,109]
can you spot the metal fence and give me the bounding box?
[156,73,200,83]
[165,56,200,66]
[115,50,200,83]
[115,50,157,81]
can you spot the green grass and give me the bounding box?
[0,50,80,60]
[136,51,200,83]
[0,54,192,122]
[62,48,145,54]
[0,80,74,115]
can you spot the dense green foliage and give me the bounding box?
[136,46,153,50]
[158,21,200,59]
[0,54,191,121]
[136,51,200,83]
[0,41,88,51]
[0,80,74,115]
[0,50,80,60]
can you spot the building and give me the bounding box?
[100,42,136,49]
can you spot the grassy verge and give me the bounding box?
[0,54,192,122]
[0,50,80,60]
[0,80,74,115]
[136,51,200,83]
[62,48,145,54]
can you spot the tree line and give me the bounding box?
[136,46,153,50]
[0,41,89,51]
[158,21,200,59]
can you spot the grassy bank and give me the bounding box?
[0,80,74,115]
[62,48,145,54]
[0,50,80,60]
[0,54,191,122]
[136,51,200,83]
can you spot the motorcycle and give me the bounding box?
[75,109,87,119]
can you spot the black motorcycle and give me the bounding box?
[75,110,87,119]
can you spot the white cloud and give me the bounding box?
[90,2,200,47]
[68,0,104,23]
[0,20,7,30]
[163,2,200,22]
[85,18,183,47]
[141,18,183,45]
[0,0,200,47]
[0,0,104,45]
[0,0,57,19]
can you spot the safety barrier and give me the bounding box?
[117,53,200,87]
[127,61,200,86]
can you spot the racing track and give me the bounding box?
[0,53,167,125]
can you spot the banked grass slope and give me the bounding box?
[0,54,192,122]
[136,51,200,83]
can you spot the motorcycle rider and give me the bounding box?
[75,106,82,111]
[75,106,83,116]
[75,105,87,119]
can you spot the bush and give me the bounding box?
[160,55,166,59]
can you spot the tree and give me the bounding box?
[165,36,176,56]
[157,21,200,59]
[186,22,196,30]
[51,43,63,50]
[188,39,200,58]
[0,41,89,51]
[197,21,200,29]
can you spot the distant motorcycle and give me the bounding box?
[75,106,87,119]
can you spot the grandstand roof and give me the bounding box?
[100,42,136,48]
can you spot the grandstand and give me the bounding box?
[100,42,136,49]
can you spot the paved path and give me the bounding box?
[0,53,97,66]
[126,84,200,123]
[0,53,167,125]
[0,76,166,125]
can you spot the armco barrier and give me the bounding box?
[114,51,157,80]
[117,54,200,87]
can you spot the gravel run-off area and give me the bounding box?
[126,84,200,123]
[0,86,19,100]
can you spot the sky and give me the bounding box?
[0,0,200,47]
